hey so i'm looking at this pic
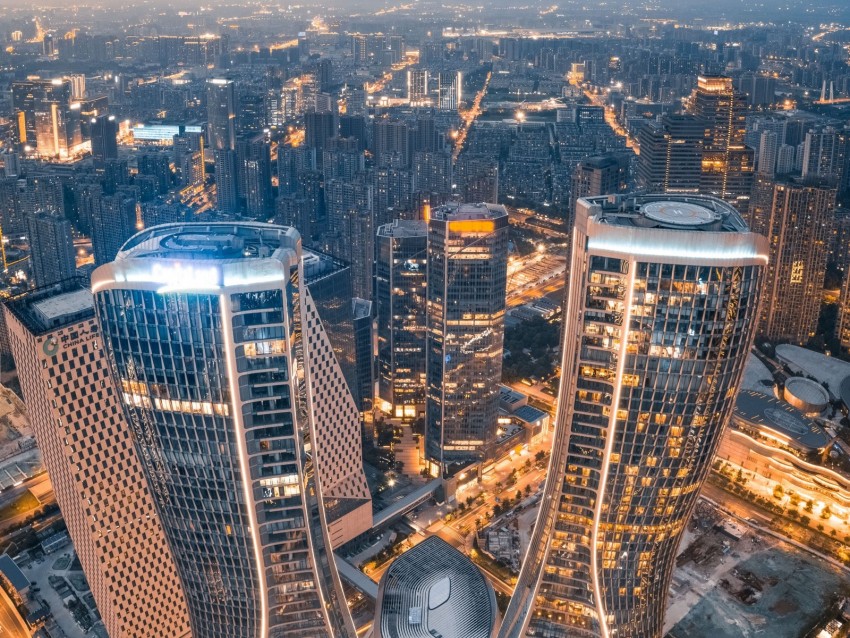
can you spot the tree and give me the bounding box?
[525,484,532,496]
[821,506,832,519]
[800,515,811,526]
[535,450,547,464]
[516,490,523,503]
[773,485,784,500]
[804,500,814,513]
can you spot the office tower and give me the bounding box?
[374,537,497,638]
[570,153,630,216]
[92,223,362,638]
[206,78,236,151]
[686,75,754,205]
[91,191,137,266]
[352,34,367,64]
[278,146,317,196]
[342,208,375,301]
[407,70,430,105]
[388,35,405,63]
[305,111,337,155]
[4,282,192,638]
[437,71,462,111]
[69,73,86,99]
[456,156,499,204]
[214,148,240,214]
[352,298,374,412]
[425,203,508,475]
[636,114,704,194]
[373,166,414,226]
[801,127,849,182]
[499,194,767,638]
[748,177,836,344]
[12,78,81,157]
[27,213,76,287]
[376,220,428,420]
[90,114,118,169]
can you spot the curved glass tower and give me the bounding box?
[92,223,356,638]
[499,195,767,638]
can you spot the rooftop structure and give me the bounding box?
[374,536,497,638]
[733,390,830,454]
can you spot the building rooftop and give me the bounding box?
[430,201,508,222]
[733,389,829,453]
[0,555,29,593]
[775,344,850,400]
[5,280,94,336]
[375,536,496,638]
[582,194,747,233]
[377,219,427,238]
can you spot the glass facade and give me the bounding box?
[376,220,428,419]
[93,223,356,638]
[499,195,767,638]
[425,204,509,473]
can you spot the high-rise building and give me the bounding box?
[91,223,362,638]
[437,71,462,111]
[801,126,849,183]
[748,176,836,344]
[376,220,428,419]
[425,203,508,475]
[455,156,499,204]
[27,212,77,287]
[4,281,193,638]
[305,111,337,154]
[838,271,850,356]
[636,114,704,194]
[12,78,81,157]
[570,153,630,216]
[499,194,767,638]
[686,75,754,206]
[90,114,118,169]
[407,70,430,105]
[206,79,236,151]
[214,148,240,214]
[351,34,367,64]
[91,190,137,266]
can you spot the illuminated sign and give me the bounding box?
[150,262,221,292]
[448,219,495,233]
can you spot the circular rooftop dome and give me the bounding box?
[783,377,829,415]
[641,201,719,227]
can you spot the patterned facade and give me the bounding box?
[498,195,767,638]
[5,281,192,638]
[91,223,358,638]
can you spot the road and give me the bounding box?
[0,473,53,533]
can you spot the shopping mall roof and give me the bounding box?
[733,389,830,453]
[374,536,497,638]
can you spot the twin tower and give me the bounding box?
[6,194,767,638]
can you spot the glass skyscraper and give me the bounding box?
[376,219,428,420]
[425,203,508,476]
[499,195,767,638]
[92,223,358,638]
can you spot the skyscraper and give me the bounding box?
[90,114,118,169]
[5,281,192,638]
[499,194,767,638]
[407,69,430,105]
[570,153,630,216]
[425,203,508,476]
[376,220,428,420]
[27,212,76,287]
[12,78,81,157]
[637,115,704,194]
[213,148,240,214]
[206,79,236,151]
[91,190,138,266]
[748,177,836,344]
[92,223,360,638]
[437,71,462,111]
[686,76,754,206]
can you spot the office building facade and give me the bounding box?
[206,79,236,152]
[27,212,77,287]
[92,223,360,638]
[5,281,192,638]
[687,76,754,206]
[425,203,508,474]
[376,220,428,419]
[499,194,767,638]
